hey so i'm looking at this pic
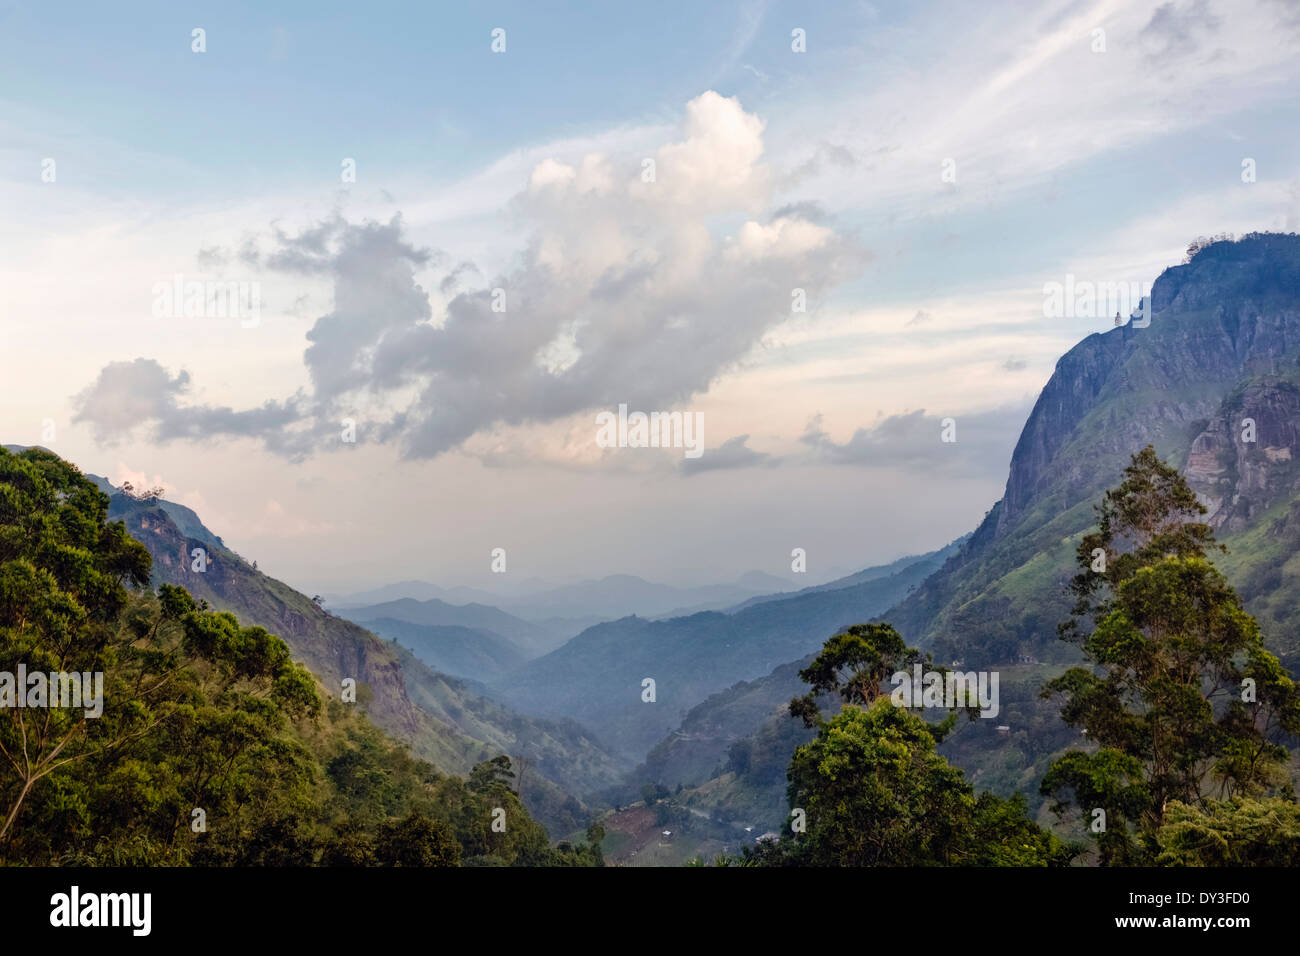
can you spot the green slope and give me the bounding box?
[105,491,625,835]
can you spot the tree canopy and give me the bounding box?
[0,447,600,867]
[1043,446,1300,864]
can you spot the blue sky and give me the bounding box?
[2,0,1299,592]
[2,2,869,192]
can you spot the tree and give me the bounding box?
[0,448,152,840]
[725,739,752,775]
[786,698,1071,866]
[375,810,461,867]
[788,623,928,728]
[1042,447,1300,863]
[467,754,515,795]
[1184,233,1235,263]
[777,624,1073,867]
[640,781,669,806]
[1154,797,1300,866]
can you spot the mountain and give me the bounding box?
[338,597,565,658]
[335,571,805,631]
[328,579,466,605]
[886,233,1300,672]
[624,233,1300,827]
[359,616,528,684]
[337,571,812,653]
[632,657,815,795]
[100,487,626,835]
[504,572,799,621]
[491,543,957,761]
[326,579,528,608]
[723,539,969,613]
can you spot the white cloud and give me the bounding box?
[73,92,868,464]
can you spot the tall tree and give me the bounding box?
[1042,446,1300,863]
[788,623,928,727]
[780,624,1072,866]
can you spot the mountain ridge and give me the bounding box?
[92,485,626,835]
[492,541,959,760]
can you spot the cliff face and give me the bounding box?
[1185,382,1300,532]
[1000,241,1300,536]
[888,233,1300,669]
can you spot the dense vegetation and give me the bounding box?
[1041,447,1300,864]
[0,447,600,866]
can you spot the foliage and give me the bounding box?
[1153,797,1300,866]
[1042,446,1300,863]
[788,623,927,727]
[779,699,1072,866]
[0,447,601,867]
[761,621,1074,866]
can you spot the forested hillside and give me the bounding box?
[0,447,603,864]
[102,486,624,836]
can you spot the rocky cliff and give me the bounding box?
[889,232,1300,671]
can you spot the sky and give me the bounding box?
[2,0,1299,595]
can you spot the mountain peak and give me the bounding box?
[1152,231,1300,315]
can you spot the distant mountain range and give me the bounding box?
[489,541,960,761]
[358,617,529,685]
[337,596,564,658]
[330,569,812,628]
[90,481,626,836]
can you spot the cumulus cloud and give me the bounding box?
[799,401,1034,479]
[73,92,867,463]
[679,434,773,476]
